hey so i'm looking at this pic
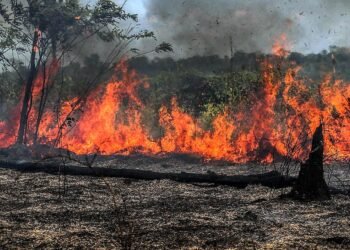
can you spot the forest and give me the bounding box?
[0,0,349,249]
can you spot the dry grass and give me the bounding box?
[0,163,350,249]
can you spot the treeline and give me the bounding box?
[1,46,349,124]
[129,46,350,80]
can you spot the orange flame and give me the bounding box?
[272,33,291,57]
[0,38,349,163]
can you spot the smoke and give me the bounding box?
[142,0,299,56]
[141,0,350,57]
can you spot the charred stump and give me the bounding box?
[290,123,330,200]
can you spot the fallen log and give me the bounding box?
[0,160,296,189]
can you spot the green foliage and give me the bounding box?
[200,102,226,129]
[140,69,207,114]
[206,71,260,108]
[138,67,261,129]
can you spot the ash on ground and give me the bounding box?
[0,155,350,249]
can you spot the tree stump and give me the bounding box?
[290,123,330,200]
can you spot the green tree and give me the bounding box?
[0,0,170,145]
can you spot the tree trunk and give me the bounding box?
[33,38,59,144]
[17,29,40,144]
[33,62,49,144]
[290,123,330,200]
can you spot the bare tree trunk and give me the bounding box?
[17,30,40,144]
[290,123,330,200]
[33,62,49,144]
[33,36,59,144]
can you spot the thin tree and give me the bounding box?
[0,0,171,145]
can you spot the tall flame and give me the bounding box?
[0,38,349,163]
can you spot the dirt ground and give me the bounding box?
[1,156,350,249]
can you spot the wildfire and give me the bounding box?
[0,37,349,163]
[272,33,291,58]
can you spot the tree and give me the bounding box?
[0,0,171,145]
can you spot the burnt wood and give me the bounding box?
[0,160,296,189]
[290,123,331,200]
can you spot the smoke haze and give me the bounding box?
[138,0,350,57]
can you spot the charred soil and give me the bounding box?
[0,156,350,249]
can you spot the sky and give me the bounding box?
[124,0,146,16]
[97,0,350,57]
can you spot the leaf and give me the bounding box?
[155,42,173,53]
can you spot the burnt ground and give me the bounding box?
[0,155,350,249]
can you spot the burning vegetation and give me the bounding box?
[0,35,349,164]
[0,0,350,248]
